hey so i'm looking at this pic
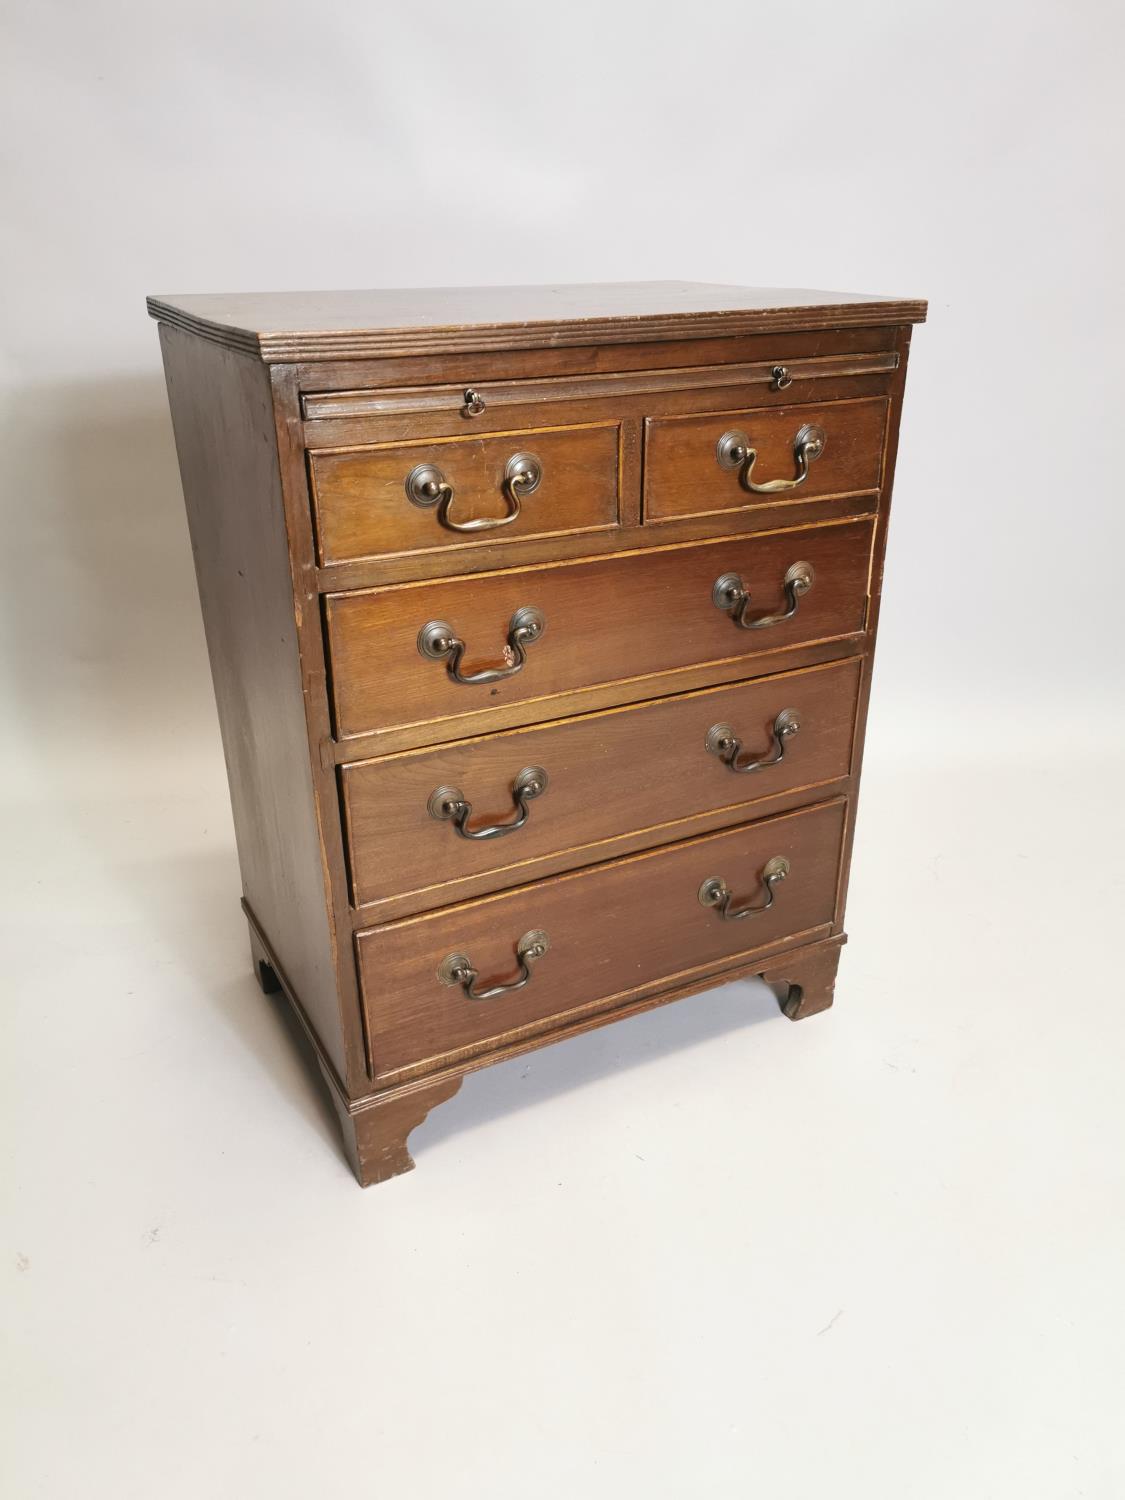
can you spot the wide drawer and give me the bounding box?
[325,517,874,741]
[342,657,862,910]
[357,798,847,1082]
[309,422,620,564]
[644,397,888,522]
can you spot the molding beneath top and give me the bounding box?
[147,297,929,364]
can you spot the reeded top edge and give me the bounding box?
[146,280,927,363]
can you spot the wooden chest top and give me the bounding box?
[146,281,927,362]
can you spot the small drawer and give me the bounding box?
[325,517,874,742]
[644,397,888,522]
[341,657,861,911]
[308,422,621,564]
[357,799,847,1081]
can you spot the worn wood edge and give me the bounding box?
[357,795,847,937]
[321,518,624,572]
[323,509,875,603]
[313,501,888,600]
[329,630,868,752]
[147,299,929,363]
[326,635,869,762]
[310,413,622,457]
[312,490,877,575]
[641,486,879,530]
[341,653,862,772]
[346,775,852,919]
[314,495,881,595]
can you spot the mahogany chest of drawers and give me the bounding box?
[149,281,926,1186]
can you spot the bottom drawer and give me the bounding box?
[357,798,847,1082]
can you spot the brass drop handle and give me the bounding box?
[716,423,826,493]
[712,562,814,630]
[405,452,542,533]
[417,606,545,685]
[428,766,548,840]
[437,929,550,1001]
[698,856,790,922]
[706,709,800,774]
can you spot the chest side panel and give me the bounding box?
[158,325,355,1084]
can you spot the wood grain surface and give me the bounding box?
[157,328,349,1078]
[644,397,889,521]
[147,280,927,361]
[325,517,876,741]
[310,421,621,564]
[357,799,848,1081]
[342,657,862,910]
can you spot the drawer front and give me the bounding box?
[325,517,874,740]
[357,799,847,1081]
[301,350,900,424]
[644,397,888,522]
[309,422,620,564]
[342,657,861,909]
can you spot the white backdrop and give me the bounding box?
[3,0,1123,792]
[4,3,1124,1497]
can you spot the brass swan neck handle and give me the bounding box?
[437,930,550,1001]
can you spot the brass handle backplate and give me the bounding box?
[405,451,542,533]
[437,929,550,1001]
[417,606,545,685]
[712,561,814,630]
[428,766,548,840]
[706,709,801,773]
[716,422,826,493]
[698,856,790,922]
